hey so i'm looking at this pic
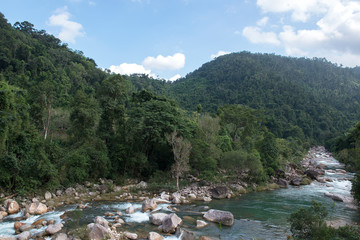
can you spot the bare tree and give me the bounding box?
[166,131,192,191]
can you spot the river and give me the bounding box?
[0,149,359,239]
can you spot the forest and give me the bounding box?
[0,12,359,201]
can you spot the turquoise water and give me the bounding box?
[1,153,359,239]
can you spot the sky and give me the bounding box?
[2,0,360,80]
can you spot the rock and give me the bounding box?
[230,184,246,194]
[97,185,108,193]
[199,237,216,240]
[0,211,8,218]
[290,177,302,186]
[124,232,138,239]
[48,219,55,225]
[324,192,352,203]
[51,233,68,240]
[87,223,112,240]
[160,192,170,201]
[316,177,326,183]
[126,206,135,214]
[27,202,47,215]
[148,232,163,240]
[161,213,182,233]
[180,229,197,240]
[188,193,196,199]
[104,212,114,217]
[114,218,125,224]
[209,186,229,199]
[32,198,39,203]
[0,236,16,240]
[277,178,288,188]
[19,224,33,232]
[16,231,31,240]
[113,186,122,192]
[317,163,326,169]
[56,190,63,196]
[46,223,63,235]
[142,199,157,212]
[14,222,25,231]
[171,192,181,200]
[304,169,321,180]
[202,197,212,202]
[196,220,208,228]
[94,216,109,228]
[65,187,76,196]
[7,200,20,215]
[149,213,168,225]
[45,191,52,200]
[32,219,47,226]
[301,177,312,185]
[172,197,181,204]
[136,181,148,189]
[78,204,86,209]
[203,209,234,226]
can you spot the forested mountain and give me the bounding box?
[1,12,360,194]
[163,52,360,146]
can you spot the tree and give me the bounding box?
[166,131,192,191]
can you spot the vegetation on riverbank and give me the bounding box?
[289,201,360,240]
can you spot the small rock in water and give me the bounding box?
[124,232,138,239]
[148,232,163,240]
[126,206,135,214]
[16,231,31,240]
[203,209,234,226]
[196,220,208,228]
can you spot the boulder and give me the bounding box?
[209,186,229,199]
[148,232,163,240]
[0,236,16,240]
[196,220,208,228]
[203,209,234,226]
[14,222,25,231]
[324,192,352,203]
[46,223,63,235]
[149,213,168,225]
[51,233,68,240]
[0,211,8,218]
[202,197,212,202]
[65,187,76,196]
[290,177,302,186]
[188,193,196,199]
[94,216,109,228]
[31,219,47,226]
[124,232,138,239]
[16,231,31,240]
[160,192,170,201]
[277,178,288,188]
[19,224,33,232]
[27,202,47,215]
[161,213,182,233]
[136,181,148,189]
[305,169,325,179]
[172,197,181,204]
[126,206,135,214]
[45,191,52,200]
[180,229,197,240]
[7,200,20,215]
[87,223,112,240]
[56,190,63,196]
[142,199,157,212]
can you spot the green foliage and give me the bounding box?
[258,131,280,175]
[289,201,360,240]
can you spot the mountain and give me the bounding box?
[161,52,360,145]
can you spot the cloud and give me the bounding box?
[210,51,230,59]
[257,16,269,26]
[143,53,185,70]
[243,0,360,67]
[48,7,85,43]
[243,26,281,45]
[109,63,152,75]
[169,74,182,81]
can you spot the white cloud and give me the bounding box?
[169,74,181,81]
[109,63,151,75]
[48,7,85,44]
[210,51,230,59]
[243,0,360,66]
[143,53,185,70]
[243,26,280,45]
[257,16,269,26]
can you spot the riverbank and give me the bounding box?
[0,146,358,239]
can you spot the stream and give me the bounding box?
[0,149,359,239]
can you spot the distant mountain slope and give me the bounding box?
[167,52,360,144]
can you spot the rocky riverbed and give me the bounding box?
[0,146,358,240]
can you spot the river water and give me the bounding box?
[0,150,359,239]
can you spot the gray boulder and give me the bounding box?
[142,199,157,212]
[16,231,31,240]
[161,213,182,233]
[209,186,228,199]
[94,216,109,228]
[149,213,168,225]
[203,209,234,226]
[277,178,288,188]
[290,177,302,186]
[19,224,33,232]
[87,223,113,240]
[45,223,63,235]
[148,232,163,240]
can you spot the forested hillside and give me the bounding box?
[1,12,359,194]
[166,52,360,146]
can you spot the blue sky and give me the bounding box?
[2,0,360,80]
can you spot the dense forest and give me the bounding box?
[1,13,359,198]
